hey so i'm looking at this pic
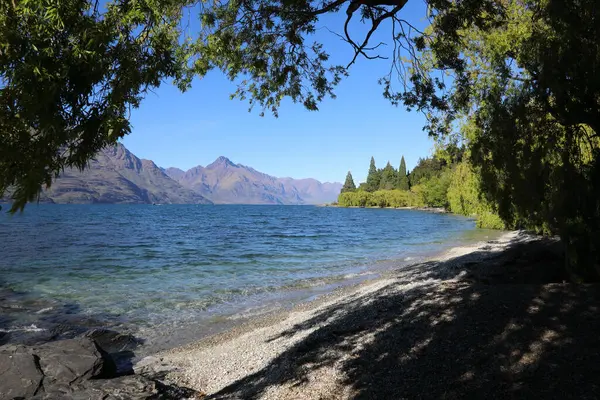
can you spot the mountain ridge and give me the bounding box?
[165,156,342,205]
[39,144,212,205]
[33,145,341,205]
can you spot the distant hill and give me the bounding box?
[11,145,341,206]
[166,157,342,205]
[39,144,212,205]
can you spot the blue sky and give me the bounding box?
[122,1,433,184]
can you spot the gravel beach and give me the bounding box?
[142,231,600,399]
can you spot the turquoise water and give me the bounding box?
[0,204,500,350]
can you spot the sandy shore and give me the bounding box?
[139,231,600,399]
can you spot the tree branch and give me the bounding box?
[344,0,408,67]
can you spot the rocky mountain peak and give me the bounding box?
[206,156,237,169]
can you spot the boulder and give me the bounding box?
[32,375,158,400]
[35,337,113,384]
[0,345,44,399]
[85,329,143,376]
[0,336,202,399]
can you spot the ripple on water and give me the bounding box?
[0,205,504,351]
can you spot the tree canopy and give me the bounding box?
[396,156,409,191]
[365,157,380,192]
[341,171,356,193]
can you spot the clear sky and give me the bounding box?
[121,1,434,184]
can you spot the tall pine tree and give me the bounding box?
[380,162,397,190]
[366,157,380,192]
[341,171,356,193]
[396,156,410,190]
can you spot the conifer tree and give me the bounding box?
[366,157,380,192]
[341,171,356,193]
[380,162,397,190]
[397,156,410,191]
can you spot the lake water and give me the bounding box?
[0,204,500,352]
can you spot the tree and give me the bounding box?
[407,0,600,279]
[365,157,380,192]
[0,0,504,212]
[341,171,356,193]
[396,156,409,190]
[0,0,190,212]
[379,162,396,190]
[409,157,444,187]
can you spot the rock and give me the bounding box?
[35,338,114,384]
[85,329,143,376]
[83,375,158,399]
[1,336,203,399]
[85,329,143,354]
[133,356,176,380]
[0,331,9,346]
[31,376,204,400]
[0,345,44,399]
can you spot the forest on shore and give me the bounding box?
[337,147,504,229]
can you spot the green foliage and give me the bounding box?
[398,0,600,279]
[396,156,409,190]
[379,162,397,190]
[337,189,423,208]
[341,171,356,193]
[447,162,505,230]
[337,190,370,207]
[419,169,452,208]
[0,0,189,212]
[409,157,445,187]
[365,157,380,192]
[447,162,479,217]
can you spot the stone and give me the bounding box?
[133,356,176,380]
[35,338,111,385]
[0,345,44,399]
[1,336,203,400]
[85,329,143,376]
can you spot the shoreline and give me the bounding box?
[134,227,503,356]
[145,230,567,398]
[155,232,509,354]
[320,204,449,213]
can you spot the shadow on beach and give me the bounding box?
[206,233,600,399]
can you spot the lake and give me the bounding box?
[0,204,501,352]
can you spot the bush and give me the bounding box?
[447,162,505,229]
[337,189,424,208]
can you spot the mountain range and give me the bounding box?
[36,144,341,205]
[164,157,342,205]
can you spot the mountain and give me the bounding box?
[278,177,344,205]
[166,157,342,205]
[40,144,212,205]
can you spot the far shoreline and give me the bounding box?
[320,203,449,213]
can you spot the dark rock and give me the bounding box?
[35,338,113,385]
[85,329,143,376]
[0,331,9,346]
[32,375,158,400]
[0,345,44,399]
[1,336,202,400]
[85,329,143,354]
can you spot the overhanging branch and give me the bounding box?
[343,0,409,67]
